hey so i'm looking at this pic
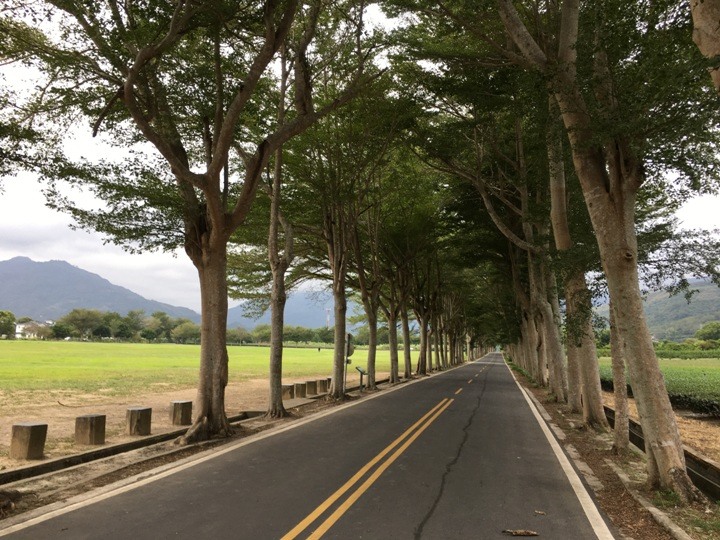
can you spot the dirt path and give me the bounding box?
[0,371,380,472]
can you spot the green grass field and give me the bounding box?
[598,356,720,415]
[0,341,399,397]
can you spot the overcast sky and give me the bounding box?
[1,168,718,313]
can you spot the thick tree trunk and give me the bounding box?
[387,308,400,383]
[689,0,720,92]
[401,308,412,378]
[566,271,608,429]
[521,312,541,382]
[610,301,630,453]
[547,91,605,426]
[433,323,441,370]
[177,250,230,444]
[575,154,700,501]
[416,316,428,375]
[530,258,566,401]
[266,267,289,418]
[329,286,347,399]
[266,60,290,419]
[566,341,582,412]
[545,270,569,402]
[366,309,378,389]
[439,322,448,369]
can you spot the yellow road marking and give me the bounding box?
[281,398,450,540]
[307,399,455,539]
[455,388,463,395]
[467,379,473,384]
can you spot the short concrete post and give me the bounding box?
[10,423,48,460]
[316,379,328,393]
[126,407,152,436]
[75,414,106,445]
[282,385,295,399]
[170,401,192,426]
[305,380,318,395]
[294,382,307,398]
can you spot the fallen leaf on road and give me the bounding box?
[502,530,539,536]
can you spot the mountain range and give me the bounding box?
[0,257,337,329]
[2,257,718,337]
[593,280,720,340]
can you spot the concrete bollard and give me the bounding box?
[305,380,318,395]
[294,382,307,398]
[170,401,192,426]
[282,384,295,399]
[126,407,152,436]
[316,379,328,393]
[75,414,106,445]
[10,423,48,460]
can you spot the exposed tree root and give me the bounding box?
[0,489,22,518]
[669,467,707,505]
[265,406,292,419]
[325,393,349,402]
[175,415,231,446]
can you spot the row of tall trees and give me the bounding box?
[379,0,720,502]
[3,0,720,502]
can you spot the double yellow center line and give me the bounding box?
[281,398,455,540]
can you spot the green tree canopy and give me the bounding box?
[0,310,16,337]
[695,321,720,341]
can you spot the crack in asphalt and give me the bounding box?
[414,366,491,539]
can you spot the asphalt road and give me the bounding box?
[1,353,615,539]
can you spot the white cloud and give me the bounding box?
[0,172,203,311]
[676,194,720,231]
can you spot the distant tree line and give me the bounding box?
[0,308,404,347]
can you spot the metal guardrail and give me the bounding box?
[604,406,720,501]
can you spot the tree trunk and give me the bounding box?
[689,0,720,92]
[433,323,441,370]
[547,96,603,423]
[366,309,378,389]
[579,159,699,500]
[265,54,290,419]
[439,323,448,368]
[530,257,566,401]
[609,300,630,453]
[177,249,230,444]
[521,312,541,382]
[329,287,347,399]
[387,307,400,383]
[416,316,428,375]
[267,266,289,418]
[566,340,582,413]
[566,271,608,429]
[401,308,412,378]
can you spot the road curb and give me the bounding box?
[604,460,694,540]
[509,363,696,540]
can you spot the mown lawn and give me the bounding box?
[598,356,720,415]
[0,341,396,396]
